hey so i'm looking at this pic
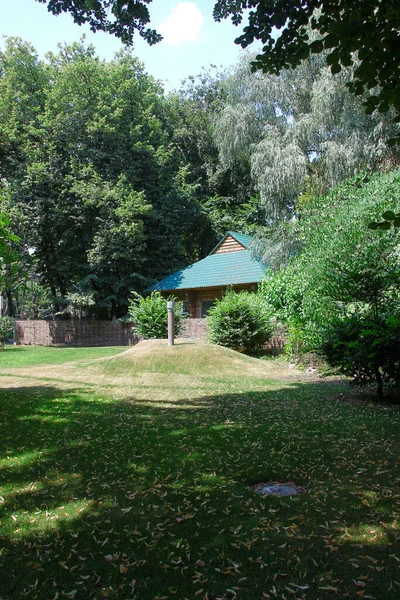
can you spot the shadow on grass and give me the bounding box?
[0,381,399,599]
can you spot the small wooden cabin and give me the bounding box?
[148,232,266,318]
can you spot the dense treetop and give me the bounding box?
[37,1,400,134]
[214,1,400,132]
[0,32,398,319]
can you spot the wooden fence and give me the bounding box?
[15,320,139,347]
[15,319,285,350]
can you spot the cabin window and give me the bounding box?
[182,301,189,315]
[202,300,215,317]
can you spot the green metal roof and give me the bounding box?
[148,233,266,292]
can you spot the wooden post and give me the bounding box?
[167,301,175,346]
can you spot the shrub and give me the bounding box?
[207,290,273,354]
[128,292,184,339]
[319,313,400,400]
[0,316,14,350]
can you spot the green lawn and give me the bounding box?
[0,345,126,368]
[0,343,399,600]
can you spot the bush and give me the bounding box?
[319,313,400,399]
[207,290,273,354]
[0,316,14,350]
[128,292,184,339]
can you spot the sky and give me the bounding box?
[0,0,257,91]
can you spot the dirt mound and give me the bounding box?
[102,339,276,377]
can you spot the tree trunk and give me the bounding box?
[5,289,15,317]
[375,369,384,401]
[50,285,59,315]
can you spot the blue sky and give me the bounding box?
[0,0,256,91]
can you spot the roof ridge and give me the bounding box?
[209,231,253,256]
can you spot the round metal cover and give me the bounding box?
[253,482,306,497]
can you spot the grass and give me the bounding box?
[0,341,399,600]
[0,345,126,368]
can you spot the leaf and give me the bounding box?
[382,211,396,220]
[121,507,132,514]
[196,560,205,567]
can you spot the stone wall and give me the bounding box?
[15,320,139,347]
[180,318,209,340]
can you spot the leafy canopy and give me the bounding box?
[37,0,400,131]
[319,313,400,400]
[214,1,400,133]
[214,52,398,220]
[0,212,19,289]
[37,0,161,45]
[261,169,400,351]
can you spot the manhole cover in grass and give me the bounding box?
[252,482,306,497]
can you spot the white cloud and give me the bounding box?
[159,3,204,45]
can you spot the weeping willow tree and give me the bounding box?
[214,51,399,221]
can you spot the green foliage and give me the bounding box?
[319,313,400,399]
[38,0,161,45]
[207,289,273,354]
[0,316,14,349]
[214,52,398,219]
[369,210,400,231]
[0,38,207,317]
[260,169,400,377]
[0,212,18,275]
[128,291,184,339]
[12,279,53,320]
[214,1,400,135]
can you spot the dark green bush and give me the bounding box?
[319,313,400,399]
[207,290,273,354]
[0,316,14,350]
[128,292,184,339]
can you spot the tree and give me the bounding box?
[167,68,267,255]
[214,52,398,220]
[213,1,400,134]
[320,313,400,400]
[0,38,210,318]
[36,0,400,131]
[261,169,400,362]
[0,211,19,316]
[37,0,161,45]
